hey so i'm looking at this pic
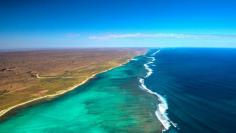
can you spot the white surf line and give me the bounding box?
[144,57,155,77]
[139,78,171,130]
[151,49,161,56]
[139,50,177,132]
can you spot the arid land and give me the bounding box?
[0,48,146,118]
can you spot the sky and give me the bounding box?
[0,0,236,49]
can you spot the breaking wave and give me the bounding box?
[139,50,177,132]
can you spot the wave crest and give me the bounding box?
[139,50,176,132]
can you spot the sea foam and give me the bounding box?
[139,50,176,132]
[151,49,161,56]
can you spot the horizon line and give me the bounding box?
[1,46,236,52]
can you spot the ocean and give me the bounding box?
[145,48,236,133]
[0,48,236,133]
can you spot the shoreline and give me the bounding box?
[0,56,138,121]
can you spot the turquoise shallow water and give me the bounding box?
[0,56,162,133]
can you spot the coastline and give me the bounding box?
[0,55,141,121]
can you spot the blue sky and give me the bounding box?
[0,0,236,49]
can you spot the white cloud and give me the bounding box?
[89,33,235,40]
[89,33,198,40]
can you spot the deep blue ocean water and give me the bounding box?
[146,48,236,133]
